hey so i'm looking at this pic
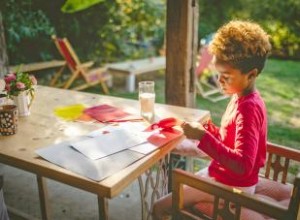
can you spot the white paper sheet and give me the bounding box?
[35,138,145,181]
[129,142,159,154]
[72,122,156,160]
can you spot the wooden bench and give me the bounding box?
[9,60,65,74]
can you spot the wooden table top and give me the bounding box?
[0,86,210,198]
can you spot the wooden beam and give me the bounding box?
[165,0,198,107]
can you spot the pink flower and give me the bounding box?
[4,73,16,84]
[16,82,26,89]
[30,75,37,85]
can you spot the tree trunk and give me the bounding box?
[165,0,198,107]
[0,12,9,78]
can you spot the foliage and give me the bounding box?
[1,0,166,64]
[0,0,55,64]
[1,0,299,65]
[228,0,300,59]
[266,22,300,59]
[197,0,241,40]
[96,0,165,62]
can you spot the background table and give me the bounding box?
[107,56,165,92]
[0,86,210,220]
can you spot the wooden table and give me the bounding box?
[107,56,165,92]
[0,86,210,220]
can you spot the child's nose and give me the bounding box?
[217,74,223,84]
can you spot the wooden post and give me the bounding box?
[165,0,198,107]
[0,12,9,78]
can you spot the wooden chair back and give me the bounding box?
[195,46,213,77]
[172,142,300,220]
[51,35,110,94]
[52,35,80,71]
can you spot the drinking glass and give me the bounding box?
[139,81,155,123]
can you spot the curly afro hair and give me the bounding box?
[209,20,271,74]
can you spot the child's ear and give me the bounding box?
[248,68,258,80]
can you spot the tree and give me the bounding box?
[0,12,9,78]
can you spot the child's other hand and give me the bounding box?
[181,122,206,140]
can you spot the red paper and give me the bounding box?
[147,128,182,147]
[84,104,130,122]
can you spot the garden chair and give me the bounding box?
[172,142,300,220]
[195,46,228,102]
[51,35,111,94]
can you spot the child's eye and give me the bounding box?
[219,74,229,81]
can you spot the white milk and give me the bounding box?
[139,92,155,122]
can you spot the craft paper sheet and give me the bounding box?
[36,137,145,181]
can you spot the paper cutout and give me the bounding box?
[150,117,178,130]
[147,128,182,147]
[84,104,130,122]
[54,104,86,121]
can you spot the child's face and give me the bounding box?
[214,60,254,97]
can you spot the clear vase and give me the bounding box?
[12,90,33,117]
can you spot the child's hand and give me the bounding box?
[181,122,206,140]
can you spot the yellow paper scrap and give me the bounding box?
[54,104,86,121]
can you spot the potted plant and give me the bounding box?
[1,70,37,116]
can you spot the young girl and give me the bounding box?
[152,20,272,219]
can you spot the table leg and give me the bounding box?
[36,175,51,220]
[126,73,135,92]
[98,196,108,220]
[138,154,170,220]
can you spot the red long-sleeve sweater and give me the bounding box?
[198,91,267,187]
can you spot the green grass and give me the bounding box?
[42,58,300,150]
[258,59,300,149]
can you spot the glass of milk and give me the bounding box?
[138,81,155,123]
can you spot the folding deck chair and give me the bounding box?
[195,46,228,102]
[51,35,111,94]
